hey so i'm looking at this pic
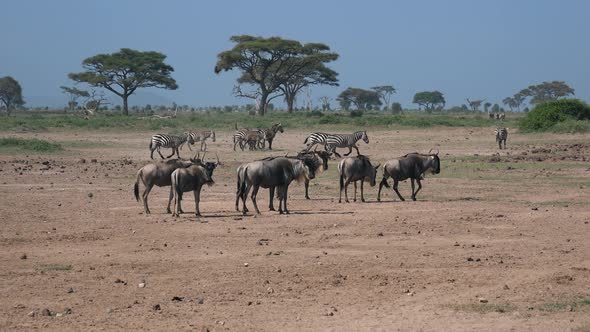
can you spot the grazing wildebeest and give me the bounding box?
[338,155,380,203]
[377,150,441,202]
[495,127,508,149]
[236,157,312,215]
[134,153,202,214]
[297,148,331,199]
[170,154,220,217]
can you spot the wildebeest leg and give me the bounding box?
[269,186,276,211]
[360,180,365,202]
[251,185,261,214]
[166,186,174,214]
[338,174,344,203]
[173,191,183,217]
[283,185,290,214]
[278,186,284,214]
[344,179,352,203]
[353,181,357,202]
[142,183,154,214]
[377,176,390,202]
[498,140,502,149]
[410,178,417,201]
[241,182,252,215]
[503,139,507,149]
[393,179,405,201]
[304,179,310,199]
[194,188,202,217]
[413,179,423,201]
[344,146,353,156]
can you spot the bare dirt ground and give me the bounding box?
[1,127,590,331]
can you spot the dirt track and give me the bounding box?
[1,127,590,331]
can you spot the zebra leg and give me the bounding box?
[157,148,166,159]
[353,145,361,156]
[393,179,405,201]
[413,179,423,201]
[268,138,273,150]
[251,185,261,215]
[304,179,310,199]
[165,148,176,159]
[269,186,276,211]
[353,181,357,202]
[344,146,353,156]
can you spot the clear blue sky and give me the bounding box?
[1,0,589,109]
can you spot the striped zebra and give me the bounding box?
[186,130,216,152]
[149,133,193,160]
[325,131,369,158]
[495,127,508,149]
[233,123,283,151]
[303,132,329,151]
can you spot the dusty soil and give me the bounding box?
[1,127,590,331]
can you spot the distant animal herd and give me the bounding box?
[134,122,508,217]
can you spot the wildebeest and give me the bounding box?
[338,155,380,203]
[297,148,331,199]
[170,154,220,217]
[495,127,508,149]
[236,157,313,215]
[134,153,202,214]
[377,150,440,202]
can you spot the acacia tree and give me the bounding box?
[0,76,24,115]
[69,48,178,115]
[518,81,574,105]
[337,87,381,111]
[319,96,331,111]
[466,98,485,112]
[215,35,338,116]
[60,86,89,112]
[371,85,396,111]
[413,91,445,112]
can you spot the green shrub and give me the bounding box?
[520,99,590,132]
[0,137,63,152]
[350,110,363,117]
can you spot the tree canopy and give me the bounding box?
[214,35,338,116]
[371,85,396,111]
[337,87,381,111]
[69,48,177,115]
[518,81,575,105]
[0,76,24,115]
[60,86,89,111]
[413,91,445,112]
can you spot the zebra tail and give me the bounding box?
[149,140,153,151]
[134,170,142,202]
[303,136,309,144]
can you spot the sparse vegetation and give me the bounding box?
[0,137,62,152]
[448,303,517,314]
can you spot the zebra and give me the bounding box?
[324,131,370,158]
[304,132,330,151]
[495,127,508,149]
[186,130,216,152]
[149,133,193,160]
[233,123,283,151]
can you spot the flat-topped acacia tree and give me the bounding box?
[215,35,338,116]
[69,48,177,115]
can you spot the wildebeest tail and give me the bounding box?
[134,170,142,202]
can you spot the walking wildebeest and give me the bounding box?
[377,150,441,202]
[236,157,313,215]
[298,148,331,199]
[170,154,220,217]
[338,155,380,203]
[134,153,203,214]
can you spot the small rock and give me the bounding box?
[267,287,274,294]
[195,296,204,304]
[20,253,27,260]
[67,287,74,293]
[478,297,488,303]
[244,263,249,267]
[171,296,184,302]
[152,304,161,311]
[55,313,63,317]
[90,159,97,163]
[377,232,384,237]
[28,310,36,317]
[531,207,538,211]
[87,192,93,198]
[467,257,474,262]
[106,308,113,314]
[41,308,52,316]
[63,308,72,315]
[503,284,510,290]
[138,282,146,288]
[78,158,86,164]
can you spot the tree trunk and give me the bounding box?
[122,95,129,116]
[258,92,268,116]
[286,94,295,113]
